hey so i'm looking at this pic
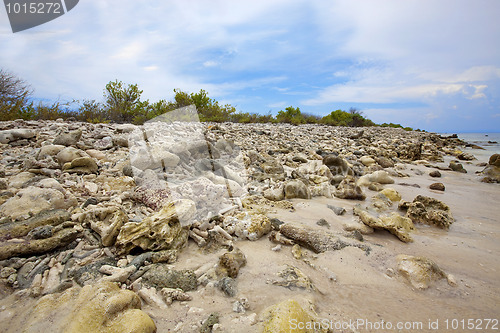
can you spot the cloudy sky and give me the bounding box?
[1,0,499,132]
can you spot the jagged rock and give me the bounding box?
[279,223,369,253]
[457,152,475,161]
[37,145,65,160]
[334,176,365,200]
[396,142,422,161]
[200,313,219,333]
[449,160,467,173]
[284,180,311,199]
[232,213,272,241]
[397,255,457,289]
[141,264,197,291]
[93,136,114,150]
[0,209,70,239]
[217,247,247,278]
[52,129,82,146]
[112,134,129,147]
[370,192,393,211]
[429,182,445,191]
[131,186,171,211]
[160,287,192,305]
[429,170,441,177]
[353,205,414,242]
[8,171,36,188]
[19,281,156,332]
[0,187,72,220]
[62,157,98,174]
[83,207,128,247]
[262,299,327,333]
[403,195,454,229]
[0,228,79,260]
[481,154,500,183]
[217,276,237,297]
[380,188,401,202]
[272,265,315,291]
[261,160,284,174]
[115,199,194,255]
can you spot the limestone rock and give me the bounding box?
[217,247,247,278]
[0,186,70,220]
[279,223,369,253]
[56,147,88,166]
[272,265,315,291]
[334,176,365,200]
[323,155,353,176]
[0,209,70,239]
[53,129,82,146]
[380,188,401,202]
[37,145,66,160]
[481,155,500,182]
[353,205,414,242]
[489,153,500,167]
[232,213,272,241]
[375,156,394,168]
[403,195,454,229]
[397,255,456,289]
[284,180,311,199]
[262,299,327,333]
[449,160,467,173]
[62,157,98,174]
[0,228,79,260]
[263,187,285,201]
[360,156,376,166]
[358,170,395,186]
[141,264,197,291]
[115,200,194,255]
[0,129,35,144]
[85,207,128,247]
[21,281,156,333]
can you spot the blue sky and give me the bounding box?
[1,0,499,132]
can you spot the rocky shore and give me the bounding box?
[0,118,499,332]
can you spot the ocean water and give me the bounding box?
[441,132,500,153]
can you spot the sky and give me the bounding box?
[1,0,499,132]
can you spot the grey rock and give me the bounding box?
[141,264,197,291]
[53,129,82,146]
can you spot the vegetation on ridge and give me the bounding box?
[0,70,413,130]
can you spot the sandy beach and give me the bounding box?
[0,120,499,332]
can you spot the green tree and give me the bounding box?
[276,106,306,125]
[0,69,33,120]
[103,80,147,122]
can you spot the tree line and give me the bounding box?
[0,69,413,130]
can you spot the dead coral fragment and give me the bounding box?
[397,254,457,289]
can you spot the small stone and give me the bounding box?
[316,218,330,228]
[327,204,346,215]
[449,161,467,173]
[200,313,219,333]
[27,225,54,240]
[429,170,442,177]
[53,129,82,146]
[217,276,237,297]
[429,183,445,191]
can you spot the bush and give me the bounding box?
[276,106,306,125]
[0,69,33,120]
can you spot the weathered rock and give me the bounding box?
[279,223,369,253]
[380,188,402,202]
[112,134,129,147]
[217,276,237,297]
[0,209,70,239]
[429,170,441,177]
[397,255,456,289]
[84,207,128,247]
[200,313,219,333]
[449,160,467,173]
[489,154,500,167]
[353,205,414,242]
[262,299,327,333]
[263,187,285,201]
[284,180,311,199]
[358,170,395,186]
[62,157,98,174]
[0,228,79,260]
[375,156,395,168]
[327,204,346,215]
[429,182,445,191]
[403,195,454,229]
[370,192,393,211]
[360,156,376,167]
[334,176,365,200]
[20,281,156,333]
[396,142,422,161]
[233,213,272,241]
[457,152,475,161]
[56,147,87,166]
[481,165,500,183]
[272,265,315,291]
[217,247,247,278]
[0,187,71,220]
[160,287,192,305]
[141,264,197,291]
[53,129,82,146]
[323,155,353,176]
[0,129,35,144]
[115,199,194,255]
[261,160,284,174]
